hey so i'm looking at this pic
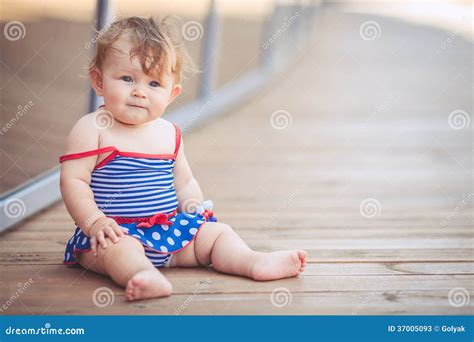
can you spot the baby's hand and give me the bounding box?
[88,217,125,256]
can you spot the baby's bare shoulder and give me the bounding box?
[63,112,101,154]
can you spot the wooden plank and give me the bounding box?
[3,291,471,315]
[1,265,472,315]
[1,265,472,296]
[1,249,473,265]
[1,262,473,275]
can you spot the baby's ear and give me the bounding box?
[89,68,104,96]
[168,84,182,104]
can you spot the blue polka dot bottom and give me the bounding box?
[63,211,212,268]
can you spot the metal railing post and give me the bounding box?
[199,0,218,100]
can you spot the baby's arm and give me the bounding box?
[173,135,204,212]
[60,114,124,254]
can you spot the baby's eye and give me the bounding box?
[121,76,133,83]
[149,80,160,88]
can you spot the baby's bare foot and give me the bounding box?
[249,250,307,281]
[125,269,172,301]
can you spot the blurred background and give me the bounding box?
[0,0,472,315]
[0,0,472,227]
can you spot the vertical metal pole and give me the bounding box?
[88,0,110,113]
[199,0,218,100]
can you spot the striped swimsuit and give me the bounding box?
[61,125,215,268]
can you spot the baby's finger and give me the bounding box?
[112,222,125,237]
[90,237,97,256]
[97,231,107,249]
[104,226,119,243]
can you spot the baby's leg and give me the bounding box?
[77,235,172,301]
[170,222,307,281]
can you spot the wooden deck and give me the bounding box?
[1,8,472,315]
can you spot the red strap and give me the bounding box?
[173,125,181,157]
[59,146,117,163]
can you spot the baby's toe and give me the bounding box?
[298,250,308,262]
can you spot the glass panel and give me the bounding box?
[1,0,95,196]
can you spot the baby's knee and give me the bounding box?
[97,235,144,258]
[207,222,233,235]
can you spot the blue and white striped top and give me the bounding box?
[60,124,182,218]
[91,155,178,217]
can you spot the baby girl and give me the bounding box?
[60,16,307,301]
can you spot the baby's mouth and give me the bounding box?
[128,104,146,109]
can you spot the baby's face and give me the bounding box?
[94,36,180,126]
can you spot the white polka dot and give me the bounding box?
[66,252,70,259]
[180,219,189,225]
[132,234,141,239]
[160,246,168,252]
[161,224,169,231]
[196,220,204,224]
[137,229,145,235]
[82,237,88,245]
[183,213,196,219]
[146,240,153,247]
[152,232,161,240]
[181,240,189,247]
[170,218,176,222]
[121,227,129,233]
[167,237,175,245]
[174,229,181,237]
[189,228,198,235]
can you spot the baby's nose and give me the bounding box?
[132,88,146,98]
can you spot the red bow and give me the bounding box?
[202,210,214,220]
[137,210,177,228]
